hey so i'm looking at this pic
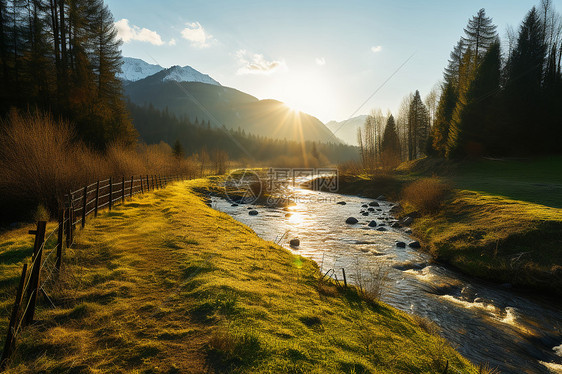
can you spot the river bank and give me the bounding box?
[0,179,476,373]
[313,159,562,296]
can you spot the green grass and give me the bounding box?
[337,156,562,294]
[0,179,477,373]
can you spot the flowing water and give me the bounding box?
[211,186,562,374]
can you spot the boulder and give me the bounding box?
[362,212,369,216]
[395,241,406,248]
[345,217,359,224]
[249,210,259,216]
[369,201,380,207]
[368,220,377,227]
[367,207,375,212]
[337,201,347,205]
[377,227,387,232]
[408,241,421,248]
[285,213,292,217]
[231,203,239,207]
[361,204,368,208]
[391,222,401,228]
[290,238,300,247]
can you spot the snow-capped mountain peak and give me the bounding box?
[119,57,163,82]
[162,65,221,86]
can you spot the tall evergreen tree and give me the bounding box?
[432,81,457,157]
[505,7,547,154]
[461,8,498,65]
[447,41,501,158]
[407,90,430,160]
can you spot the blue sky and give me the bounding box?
[106,0,562,123]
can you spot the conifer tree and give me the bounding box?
[462,9,497,65]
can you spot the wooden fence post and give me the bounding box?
[24,220,46,325]
[130,176,134,197]
[109,177,113,211]
[94,180,100,217]
[140,175,144,194]
[121,176,125,204]
[342,268,347,288]
[146,175,150,192]
[56,209,64,270]
[0,263,28,369]
[151,175,155,190]
[81,185,87,228]
[65,201,71,248]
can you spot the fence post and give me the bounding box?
[24,220,47,325]
[94,180,100,217]
[146,175,150,192]
[56,209,64,270]
[140,175,144,194]
[121,176,125,204]
[342,268,347,288]
[109,177,113,211]
[151,175,154,190]
[65,198,71,248]
[81,185,87,228]
[0,263,28,369]
[130,176,134,197]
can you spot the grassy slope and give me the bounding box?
[336,157,562,294]
[0,180,476,373]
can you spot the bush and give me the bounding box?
[402,177,451,214]
[0,110,199,223]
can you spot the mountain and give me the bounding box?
[162,65,220,86]
[118,57,163,82]
[119,57,220,86]
[325,115,368,145]
[124,66,338,144]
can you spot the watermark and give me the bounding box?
[224,168,339,205]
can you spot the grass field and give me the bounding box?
[0,180,477,373]
[335,156,562,294]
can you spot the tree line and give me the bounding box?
[128,101,359,168]
[359,1,562,167]
[0,0,136,149]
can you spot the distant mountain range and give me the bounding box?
[118,57,220,86]
[325,115,367,146]
[121,57,338,144]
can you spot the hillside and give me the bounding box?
[325,115,368,145]
[125,71,338,143]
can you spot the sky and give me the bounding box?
[106,0,562,123]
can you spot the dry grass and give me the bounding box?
[402,177,452,214]
[0,110,199,222]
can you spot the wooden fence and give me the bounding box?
[0,174,187,370]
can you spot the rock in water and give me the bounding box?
[368,220,377,227]
[395,241,406,248]
[337,201,347,205]
[231,203,239,207]
[391,222,401,228]
[377,227,387,231]
[369,201,379,207]
[402,216,414,226]
[362,212,369,216]
[408,241,421,248]
[249,210,259,216]
[368,207,375,212]
[290,238,300,247]
[361,204,368,208]
[345,217,359,224]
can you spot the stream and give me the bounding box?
[211,185,562,374]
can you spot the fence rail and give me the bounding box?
[0,174,188,370]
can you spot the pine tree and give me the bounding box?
[505,7,547,154]
[447,41,501,158]
[462,8,497,65]
[431,81,457,157]
[444,38,466,87]
[407,90,429,160]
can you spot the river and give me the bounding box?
[211,185,562,374]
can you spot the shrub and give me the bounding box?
[402,177,451,214]
[0,110,199,223]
